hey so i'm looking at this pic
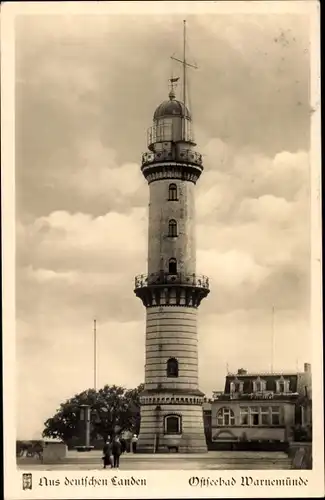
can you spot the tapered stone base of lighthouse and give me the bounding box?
[136,305,209,453]
[134,83,210,453]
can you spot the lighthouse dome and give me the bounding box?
[153,92,191,121]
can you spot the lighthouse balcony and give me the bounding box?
[141,149,203,169]
[134,272,209,290]
[134,272,210,307]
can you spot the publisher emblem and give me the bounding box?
[22,473,32,490]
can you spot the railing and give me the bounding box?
[213,392,300,401]
[212,391,224,400]
[141,149,203,168]
[134,272,209,290]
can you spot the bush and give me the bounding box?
[292,425,312,442]
[16,440,44,457]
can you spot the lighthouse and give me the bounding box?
[134,21,210,453]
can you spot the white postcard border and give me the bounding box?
[1,1,323,499]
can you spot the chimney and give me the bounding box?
[304,363,311,373]
[237,368,247,375]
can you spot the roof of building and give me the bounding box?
[228,371,300,376]
[224,373,299,394]
[153,93,191,121]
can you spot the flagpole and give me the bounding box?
[94,319,97,390]
[182,19,186,141]
[271,306,275,373]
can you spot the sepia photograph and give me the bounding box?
[1,1,323,498]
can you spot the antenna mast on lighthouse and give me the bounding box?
[183,20,187,123]
[171,20,198,140]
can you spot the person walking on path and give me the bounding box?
[120,436,127,454]
[102,438,113,469]
[112,436,122,468]
[131,434,138,453]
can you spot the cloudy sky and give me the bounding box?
[14,5,313,439]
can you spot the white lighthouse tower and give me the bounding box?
[134,21,210,453]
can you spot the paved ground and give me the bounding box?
[17,450,293,470]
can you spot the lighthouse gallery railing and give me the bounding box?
[134,272,209,290]
[141,149,202,168]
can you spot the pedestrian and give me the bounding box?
[112,436,122,468]
[102,438,113,469]
[120,437,127,454]
[131,434,138,453]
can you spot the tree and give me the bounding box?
[42,383,144,443]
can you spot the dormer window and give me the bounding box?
[230,378,243,393]
[253,377,266,393]
[276,376,289,394]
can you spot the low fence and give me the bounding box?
[207,441,289,452]
[287,442,312,469]
[43,442,67,463]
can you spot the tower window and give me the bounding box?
[167,358,179,377]
[168,183,178,201]
[168,219,178,237]
[168,258,177,274]
[164,414,182,434]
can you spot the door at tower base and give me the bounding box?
[137,404,208,453]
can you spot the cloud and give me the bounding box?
[17,208,147,269]
[14,12,312,438]
[15,144,310,438]
[198,249,270,289]
[238,195,294,225]
[16,13,310,219]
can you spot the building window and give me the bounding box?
[168,219,178,237]
[164,414,181,434]
[260,407,269,425]
[253,377,266,392]
[271,406,280,426]
[167,358,179,377]
[276,377,289,394]
[168,183,178,201]
[240,407,249,425]
[217,408,235,426]
[241,407,271,426]
[168,258,177,274]
[251,407,259,426]
[230,379,243,393]
[278,380,285,393]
